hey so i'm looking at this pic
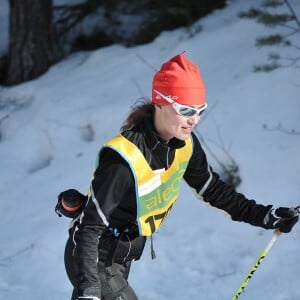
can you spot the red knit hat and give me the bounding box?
[152,52,206,106]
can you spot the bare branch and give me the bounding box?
[0,243,35,266]
[284,0,300,28]
[262,122,300,135]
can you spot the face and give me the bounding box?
[154,104,203,141]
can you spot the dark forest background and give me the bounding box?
[0,0,226,86]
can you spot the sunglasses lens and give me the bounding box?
[178,106,196,117]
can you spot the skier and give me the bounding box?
[56,52,299,300]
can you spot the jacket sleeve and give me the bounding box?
[183,133,271,228]
[73,148,134,297]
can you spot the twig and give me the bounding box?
[0,243,35,266]
[262,122,300,135]
[135,53,158,72]
[284,0,300,28]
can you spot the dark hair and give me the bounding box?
[121,98,154,131]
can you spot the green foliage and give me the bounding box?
[256,12,293,27]
[238,0,300,72]
[255,34,283,46]
[220,163,241,189]
[262,0,284,8]
[238,8,293,27]
[195,128,242,189]
[253,62,280,72]
[268,52,281,60]
[238,8,261,19]
[253,52,281,72]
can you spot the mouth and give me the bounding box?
[181,126,193,133]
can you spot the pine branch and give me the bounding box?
[262,0,284,8]
[256,34,283,46]
[257,12,293,27]
[239,0,300,72]
[253,62,281,72]
[238,8,262,19]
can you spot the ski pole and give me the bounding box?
[231,205,300,300]
[231,229,281,300]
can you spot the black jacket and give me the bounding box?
[71,117,271,297]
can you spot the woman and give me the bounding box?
[56,52,299,300]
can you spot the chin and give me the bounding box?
[177,133,190,141]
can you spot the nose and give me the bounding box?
[187,114,200,125]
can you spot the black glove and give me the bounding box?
[264,206,299,233]
[55,189,87,218]
[77,297,100,300]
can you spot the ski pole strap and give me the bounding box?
[231,229,281,300]
[294,205,300,215]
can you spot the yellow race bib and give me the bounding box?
[103,135,193,236]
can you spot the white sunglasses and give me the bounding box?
[154,89,207,117]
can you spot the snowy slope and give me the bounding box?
[0,0,299,299]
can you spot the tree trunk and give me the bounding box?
[5,0,59,85]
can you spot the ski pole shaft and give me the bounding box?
[231,229,281,300]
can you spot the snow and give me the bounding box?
[1,0,300,299]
